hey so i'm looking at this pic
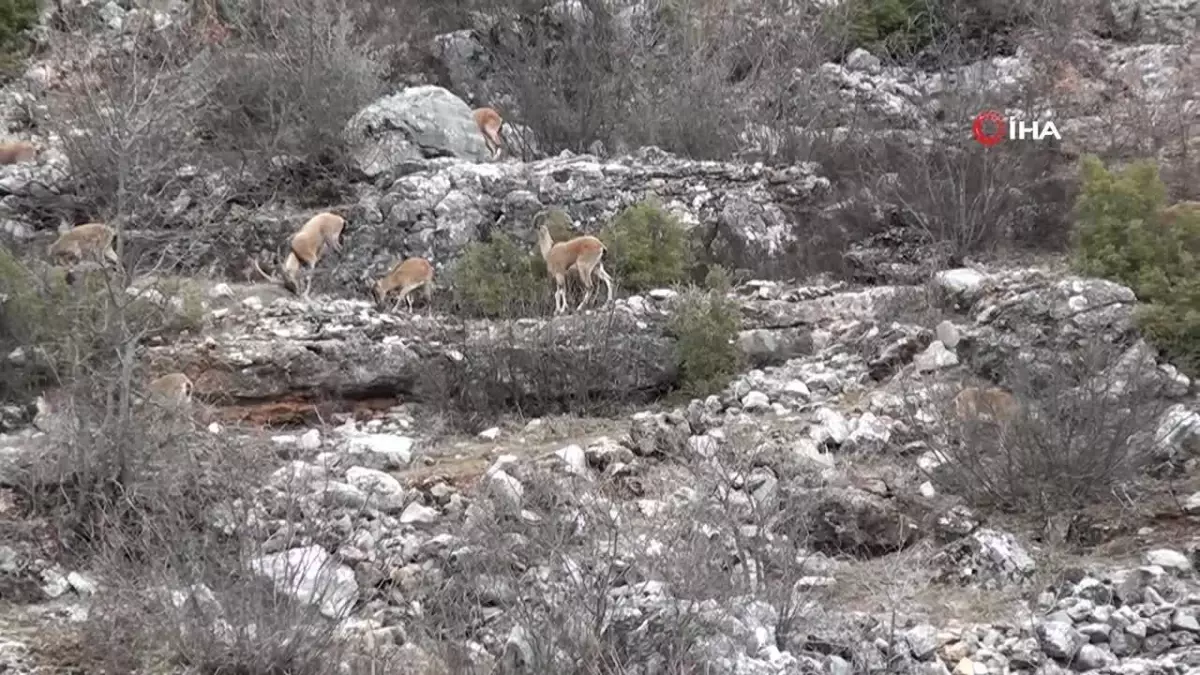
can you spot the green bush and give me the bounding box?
[0,0,36,77]
[451,232,549,318]
[0,248,206,401]
[1071,155,1200,375]
[844,0,938,58]
[600,199,693,293]
[667,275,742,397]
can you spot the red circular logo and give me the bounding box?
[972,110,1006,147]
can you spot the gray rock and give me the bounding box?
[1144,549,1192,574]
[1073,643,1115,670]
[344,85,492,175]
[741,391,772,412]
[844,412,892,453]
[914,340,959,373]
[1107,0,1198,42]
[936,320,961,348]
[344,467,406,513]
[932,268,987,307]
[1035,620,1085,660]
[399,502,439,524]
[247,545,358,619]
[905,623,940,660]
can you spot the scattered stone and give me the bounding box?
[936,320,961,349]
[1144,549,1191,574]
[247,545,358,619]
[741,391,772,411]
[344,467,406,513]
[399,502,439,524]
[914,340,959,373]
[297,428,322,451]
[1035,621,1085,660]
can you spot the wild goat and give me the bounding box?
[472,107,506,160]
[371,257,434,314]
[952,386,1020,424]
[146,372,194,407]
[253,212,345,298]
[1161,200,1200,224]
[534,210,614,314]
[47,222,121,283]
[0,140,37,165]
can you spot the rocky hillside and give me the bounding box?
[0,0,1199,673]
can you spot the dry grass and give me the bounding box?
[827,537,1084,626]
[395,414,629,488]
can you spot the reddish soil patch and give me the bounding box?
[213,396,401,427]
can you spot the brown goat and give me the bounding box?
[0,140,37,165]
[371,257,435,314]
[146,372,194,407]
[534,210,614,314]
[472,107,506,160]
[48,222,121,284]
[253,212,345,298]
[953,386,1020,425]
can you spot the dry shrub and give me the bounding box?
[482,0,846,159]
[0,250,205,403]
[878,140,1072,263]
[416,456,821,673]
[44,24,207,227]
[17,379,246,555]
[65,457,403,675]
[195,0,387,203]
[0,246,220,554]
[915,343,1174,523]
[417,312,668,432]
[42,0,388,234]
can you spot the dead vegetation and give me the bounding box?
[905,343,1179,528]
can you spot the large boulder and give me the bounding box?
[344,85,493,176]
[145,296,680,413]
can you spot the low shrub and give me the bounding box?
[1137,277,1200,376]
[1072,155,1200,374]
[844,0,938,58]
[0,0,37,78]
[450,232,550,318]
[911,344,1171,526]
[667,271,742,397]
[601,199,694,293]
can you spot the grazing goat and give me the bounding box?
[472,107,506,160]
[253,212,345,298]
[48,222,121,284]
[371,257,435,314]
[0,140,37,165]
[534,210,614,314]
[146,372,194,407]
[953,386,1020,424]
[1161,200,1200,224]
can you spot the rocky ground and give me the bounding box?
[0,0,1198,672]
[4,260,1200,674]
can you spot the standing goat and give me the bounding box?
[371,257,435,314]
[253,212,345,299]
[534,210,614,314]
[472,107,506,160]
